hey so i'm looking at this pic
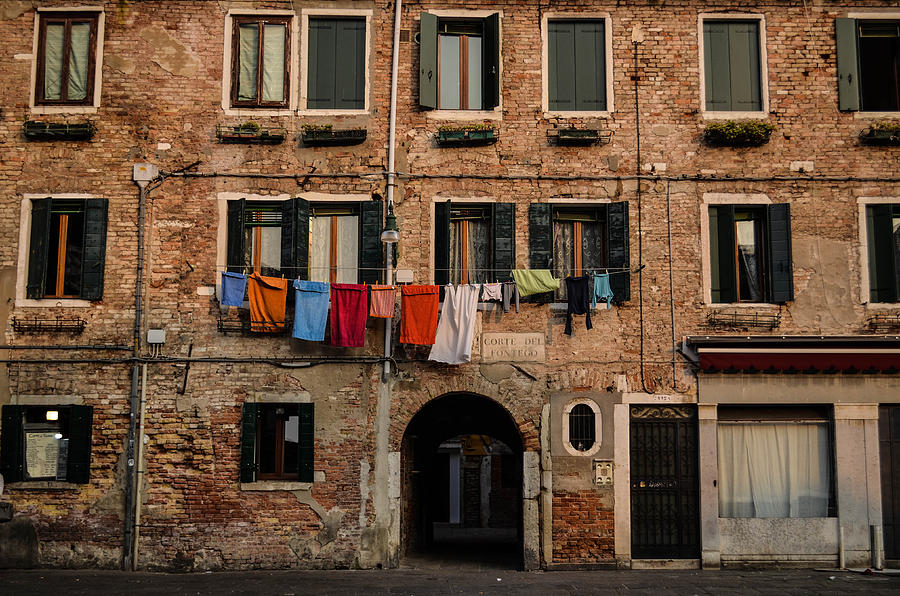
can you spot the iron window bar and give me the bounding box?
[706,311,781,330]
[11,316,87,334]
[216,313,287,336]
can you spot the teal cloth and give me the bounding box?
[592,274,614,309]
[510,270,560,297]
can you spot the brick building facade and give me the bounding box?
[0,0,898,571]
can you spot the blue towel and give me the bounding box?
[221,272,247,307]
[592,274,614,310]
[293,280,330,341]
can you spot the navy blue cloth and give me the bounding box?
[220,272,247,307]
[293,280,330,341]
[564,275,593,335]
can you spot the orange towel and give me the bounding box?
[400,285,439,345]
[247,273,288,333]
[369,285,396,318]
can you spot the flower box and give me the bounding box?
[300,127,367,146]
[702,120,775,148]
[859,124,900,146]
[23,120,95,141]
[437,126,498,146]
[555,128,611,146]
[216,124,286,144]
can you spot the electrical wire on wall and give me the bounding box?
[633,33,650,394]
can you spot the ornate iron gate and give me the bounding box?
[880,406,900,560]
[630,405,700,559]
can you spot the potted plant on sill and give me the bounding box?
[216,122,286,144]
[702,120,775,148]
[23,120,96,141]
[300,124,367,146]
[858,122,900,146]
[437,123,498,146]
[555,128,612,146]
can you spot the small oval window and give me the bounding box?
[568,403,596,452]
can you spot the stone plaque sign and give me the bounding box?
[481,333,545,363]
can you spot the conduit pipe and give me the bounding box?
[384,0,402,379]
[132,364,148,570]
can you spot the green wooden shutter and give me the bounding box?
[240,403,258,483]
[491,203,516,282]
[606,201,630,303]
[66,405,93,484]
[836,18,860,112]
[710,205,737,303]
[434,200,451,286]
[336,19,366,109]
[281,198,309,281]
[419,12,438,109]
[0,405,25,483]
[226,199,246,274]
[358,201,384,284]
[80,199,108,301]
[575,20,606,111]
[867,204,898,303]
[767,203,793,303]
[482,13,501,110]
[528,203,553,269]
[26,198,52,299]
[729,21,762,111]
[298,403,314,483]
[548,21,575,110]
[704,22,732,110]
[308,18,336,109]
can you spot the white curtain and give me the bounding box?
[43,23,65,99]
[309,216,331,283]
[309,215,358,283]
[335,215,358,284]
[736,219,762,301]
[237,24,259,101]
[67,22,91,100]
[261,24,285,103]
[718,423,831,518]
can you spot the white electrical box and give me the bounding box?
[594,460,613,486]
[395,269,414,283]
[147,329,166,344]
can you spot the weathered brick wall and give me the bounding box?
[552,490,614,563]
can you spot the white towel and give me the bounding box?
[481,283,502,301]
[428,285,480,365]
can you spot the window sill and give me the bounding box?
[240,481,313,491]
[543,110,612,119]
[222,107,293,118]
[701,111,769,120]
[30,105,99,116]
[425,109,502,122]
[705,302,781,309]
[297,109,370,117]
[853,112,900,119]
[16,298,93,308]
[865,302,900,310]
[8,481,80,490]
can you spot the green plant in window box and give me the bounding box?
[858,122,900,146]
[216,123,285,144]
[437,123,498,145]
[23,120,96,141]
[300,124,366,146]
[702,120,775,148]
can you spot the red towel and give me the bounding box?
[330,283,367,347]
[369,285,396,318]
[247,273,288,333]
[400,285,439,345]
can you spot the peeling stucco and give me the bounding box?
[106,54,136,75]
[0,2,30,21]
[139,26,202,78]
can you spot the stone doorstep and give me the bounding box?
[631,558,702,570]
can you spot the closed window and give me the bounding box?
[309,205,359,284]
[27,198,108,300]
[702,20,763,112]
[865,204,900,303]
[240,403,313,483]
[0,404,93,484]
[307,17,365,110]
[548,20,607,111]
[35,12,99,106]
[708,204,793,304]
[230,16,290,108]
[568,404,596,452]
[434,202,515,286]
[718,407,834,518]
[837,19,900,112]
[419,12,500,110]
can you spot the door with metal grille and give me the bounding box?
[880,406,900,560]
[630,405,700,559]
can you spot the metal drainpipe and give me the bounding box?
[384,0,402,379]
[132,364,148,570]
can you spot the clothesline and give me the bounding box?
[215,265,635,273]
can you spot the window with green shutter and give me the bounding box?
[866,204,900,303]
[548,20,607,111]
[836,19,900,112]
[0,404,93,484]
[433,202,516,285]
[703,20,763,112]
[307,17,366,110]
[240,402,314,483]
[35,12,100,106]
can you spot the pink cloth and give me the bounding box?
[369,285,396,318]
[330,283,367,347]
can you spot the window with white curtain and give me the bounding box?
[230,15,290,108]
[717,407,834,518]
[36,12,100,105]
[308,205,359,284]
[449,206,490,284]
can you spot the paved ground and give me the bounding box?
[3,567,900,595]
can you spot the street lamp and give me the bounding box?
[381,202,400,245]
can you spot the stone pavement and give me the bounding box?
[2,567,900,595]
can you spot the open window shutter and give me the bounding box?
[867,204,897,303]
[728,22,762,111]
[606,201,630,303]
[0,405,25,483]
[336,19,366,109]
[226,199,246,274]
[66,405,93,484]
[282,198,309,280]
[419,12,438,109]
[307,18,336,109]
[359,201,384,284]
[835,18,860,112]
[710,205,737,303]
[482,13,501,110]
[548,21,575,111]
[434,200,451,286]
[703,22,732,111]
[298,403,314,483]
[575,20,606,111]
[240,403,258,483]
[26,198,52,299]
[529,203,553,269]
[767,203,794,303]
[80,199,108,301]
[491,203,516,282]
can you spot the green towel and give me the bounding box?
[511,269,561,297]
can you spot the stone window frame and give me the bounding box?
[29,6,106,115]
[540,11,615,117]
[697,12,770,120]
[298,7,373,115]
[846,10,900,119]
[562,397,602,457]
[221,9,299,117]
[857,196,900,307]
[429,195,498,285]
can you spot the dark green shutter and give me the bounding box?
[767,203,793,303]
[226,199,246,274]
[359,201,384,284]
[867,204,897,303]
[491,203,516,282]
[710,205,737,303]
[240,403,258,483]
[26,198,52,299]
[308,18,336,109]
[836,18,860,112]
[482,13,501,110]
[548,21,575,110]
[281,198,309,280]
[575,20,606,111]
[434,200,451,286]
[529,203,553,270]
[606,201,630,303]
[0,405,25,483]
[729,22,762,111]
[298,403,314,483]
[336,19,366,109]
[80,199,107,301]
[704,22,732,111]
[66,405,93,484]
[419,12,438,109]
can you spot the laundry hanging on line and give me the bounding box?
[511,269,560,297]
[592,273,614,310]
[428,284,480,364]
[330,283,368,348]
[502,280,520,313]
[220,271,247,307]
[248,273,288,333]
[292,280,330,342]
[481,283,502,302]
[564,275,593,336]
[400,285,440,345]
[368,285,396,318]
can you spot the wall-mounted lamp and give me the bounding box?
[381,203,400,244]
